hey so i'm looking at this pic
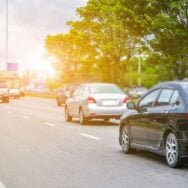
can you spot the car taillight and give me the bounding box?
[123,96,129,103]
[87,96,96,103]
[184,113,188,118]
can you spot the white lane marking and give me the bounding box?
[22,116,31,119]
[8,111,12,114]
[0,182,6,188]
[80,133,102,140]
[44,122,56,127]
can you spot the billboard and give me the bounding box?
[7,62,19,72]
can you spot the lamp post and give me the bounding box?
[138,53,141,86]
[5,0,9,67]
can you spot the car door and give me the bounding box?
[68,87,81,116]
[148,88,179,151]
[130,89,160,147]
[72,86,84,117]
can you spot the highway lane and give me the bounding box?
[0,97,187,188]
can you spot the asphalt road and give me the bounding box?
[0,97,187,188]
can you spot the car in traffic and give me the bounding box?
[119,81,188,168]
[56,84,79,106]
[65,83,129,124]
[9,88,21,99]
[128,86,148,99]
[0,81,9,103]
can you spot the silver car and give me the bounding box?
[65,83,128,125]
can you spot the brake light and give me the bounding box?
[184,113,188,118]
[87,96,96,103]
[123,96,129,103]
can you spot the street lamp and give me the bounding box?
[5,0,9,67]
[138,53,141,86]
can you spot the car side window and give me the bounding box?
[156,89,174,106]
[139,89,160,109]
[78,87,84,96]
[170,90,179,104]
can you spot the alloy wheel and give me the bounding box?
[165,133,179,167]
[79,109,86,125]
[121,126,129,153]
[65,107,72,122]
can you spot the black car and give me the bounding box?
[119,81,188,168]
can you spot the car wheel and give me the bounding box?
[121,124,133,154]
[165,132,183,168]
[65,106,72,122]
[57,99,61,106]
[79,109,87,125]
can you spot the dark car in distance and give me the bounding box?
[119,81,188,168]
[128,86,148,99]
[56,84,79,106]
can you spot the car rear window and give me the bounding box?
[89,84,123,94]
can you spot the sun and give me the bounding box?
[27,48,56,78]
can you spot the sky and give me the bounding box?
[0,0,87,75]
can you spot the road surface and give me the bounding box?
[0,97,187,188]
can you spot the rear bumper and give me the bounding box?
[84,104,127,119]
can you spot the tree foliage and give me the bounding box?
[45,0,188,87]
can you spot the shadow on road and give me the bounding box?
[72,119,119,126]
[122,150,188,170]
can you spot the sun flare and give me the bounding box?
[27,48,55,78]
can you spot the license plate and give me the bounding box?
[102,100,118,106]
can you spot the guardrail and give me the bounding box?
[25,92,56,99]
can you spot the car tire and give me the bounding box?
[65,106,72,122]
[120,124,133,154]
[57,99,61,106]
[79,109,87,125]
[165,132,184,168]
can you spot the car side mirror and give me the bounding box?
[127,101,136,109]
[175,100,180,106]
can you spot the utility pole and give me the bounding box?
[138,54,141,86]
[5,0,9,68]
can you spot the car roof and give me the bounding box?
[80,83,117,87]
[150,81,188,108]
[152,81,188,90]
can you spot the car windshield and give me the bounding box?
[89,84,123,94]
[0,82,7,88]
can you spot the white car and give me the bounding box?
[65,83,129,125]
[9,88,21,99]
[0,82,9,103]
